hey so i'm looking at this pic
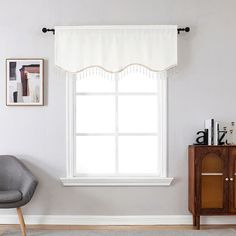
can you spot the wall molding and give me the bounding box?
[1,215,236,225]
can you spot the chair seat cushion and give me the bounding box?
[0,190,22,203]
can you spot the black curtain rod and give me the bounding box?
[42,27,190,35]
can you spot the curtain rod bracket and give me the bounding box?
[42,27,190,35]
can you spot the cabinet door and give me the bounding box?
[228,147,236,213]
[196,147,228,214]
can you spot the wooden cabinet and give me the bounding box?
[188,145,236,229]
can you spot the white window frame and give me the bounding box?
[61,71,173,186]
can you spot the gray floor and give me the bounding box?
[1,229,236,236]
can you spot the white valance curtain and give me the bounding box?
[55,25,177,73]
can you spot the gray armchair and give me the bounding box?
[0,155,38,236]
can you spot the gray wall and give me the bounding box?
[0,0,236,216]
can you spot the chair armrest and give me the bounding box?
[19,168,38,201]
[12,158,38,205]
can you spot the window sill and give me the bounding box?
[60,176,174,186]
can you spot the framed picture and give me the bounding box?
[6,59,44,106]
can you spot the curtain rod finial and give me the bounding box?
[42,28,55,34]
[185,27,190,32]
[177,27,190,34]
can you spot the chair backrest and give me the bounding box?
[0,155,23,190]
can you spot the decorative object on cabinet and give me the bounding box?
[189,145,236,229]
[195,119,235,145]
[6,59,44,106]
[195,129,208,145]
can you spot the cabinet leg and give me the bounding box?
[195,215,200,230]
[193,215,196,226]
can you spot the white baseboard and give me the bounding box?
[0,215,236,225]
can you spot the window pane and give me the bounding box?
[118,95,158,133]
[76,95,115,133]
[118,136,159,174]
[76,73,115,93]
[118,72,157,93]
[76,136,116,174]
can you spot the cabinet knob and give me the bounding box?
[225,178,229,181]
[230,178,234,181]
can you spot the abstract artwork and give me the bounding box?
[6,59,44,106]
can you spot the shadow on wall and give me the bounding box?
[17,156,55,215]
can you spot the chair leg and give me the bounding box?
[16,208,26,236]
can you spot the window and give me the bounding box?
[62,66,173,186]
